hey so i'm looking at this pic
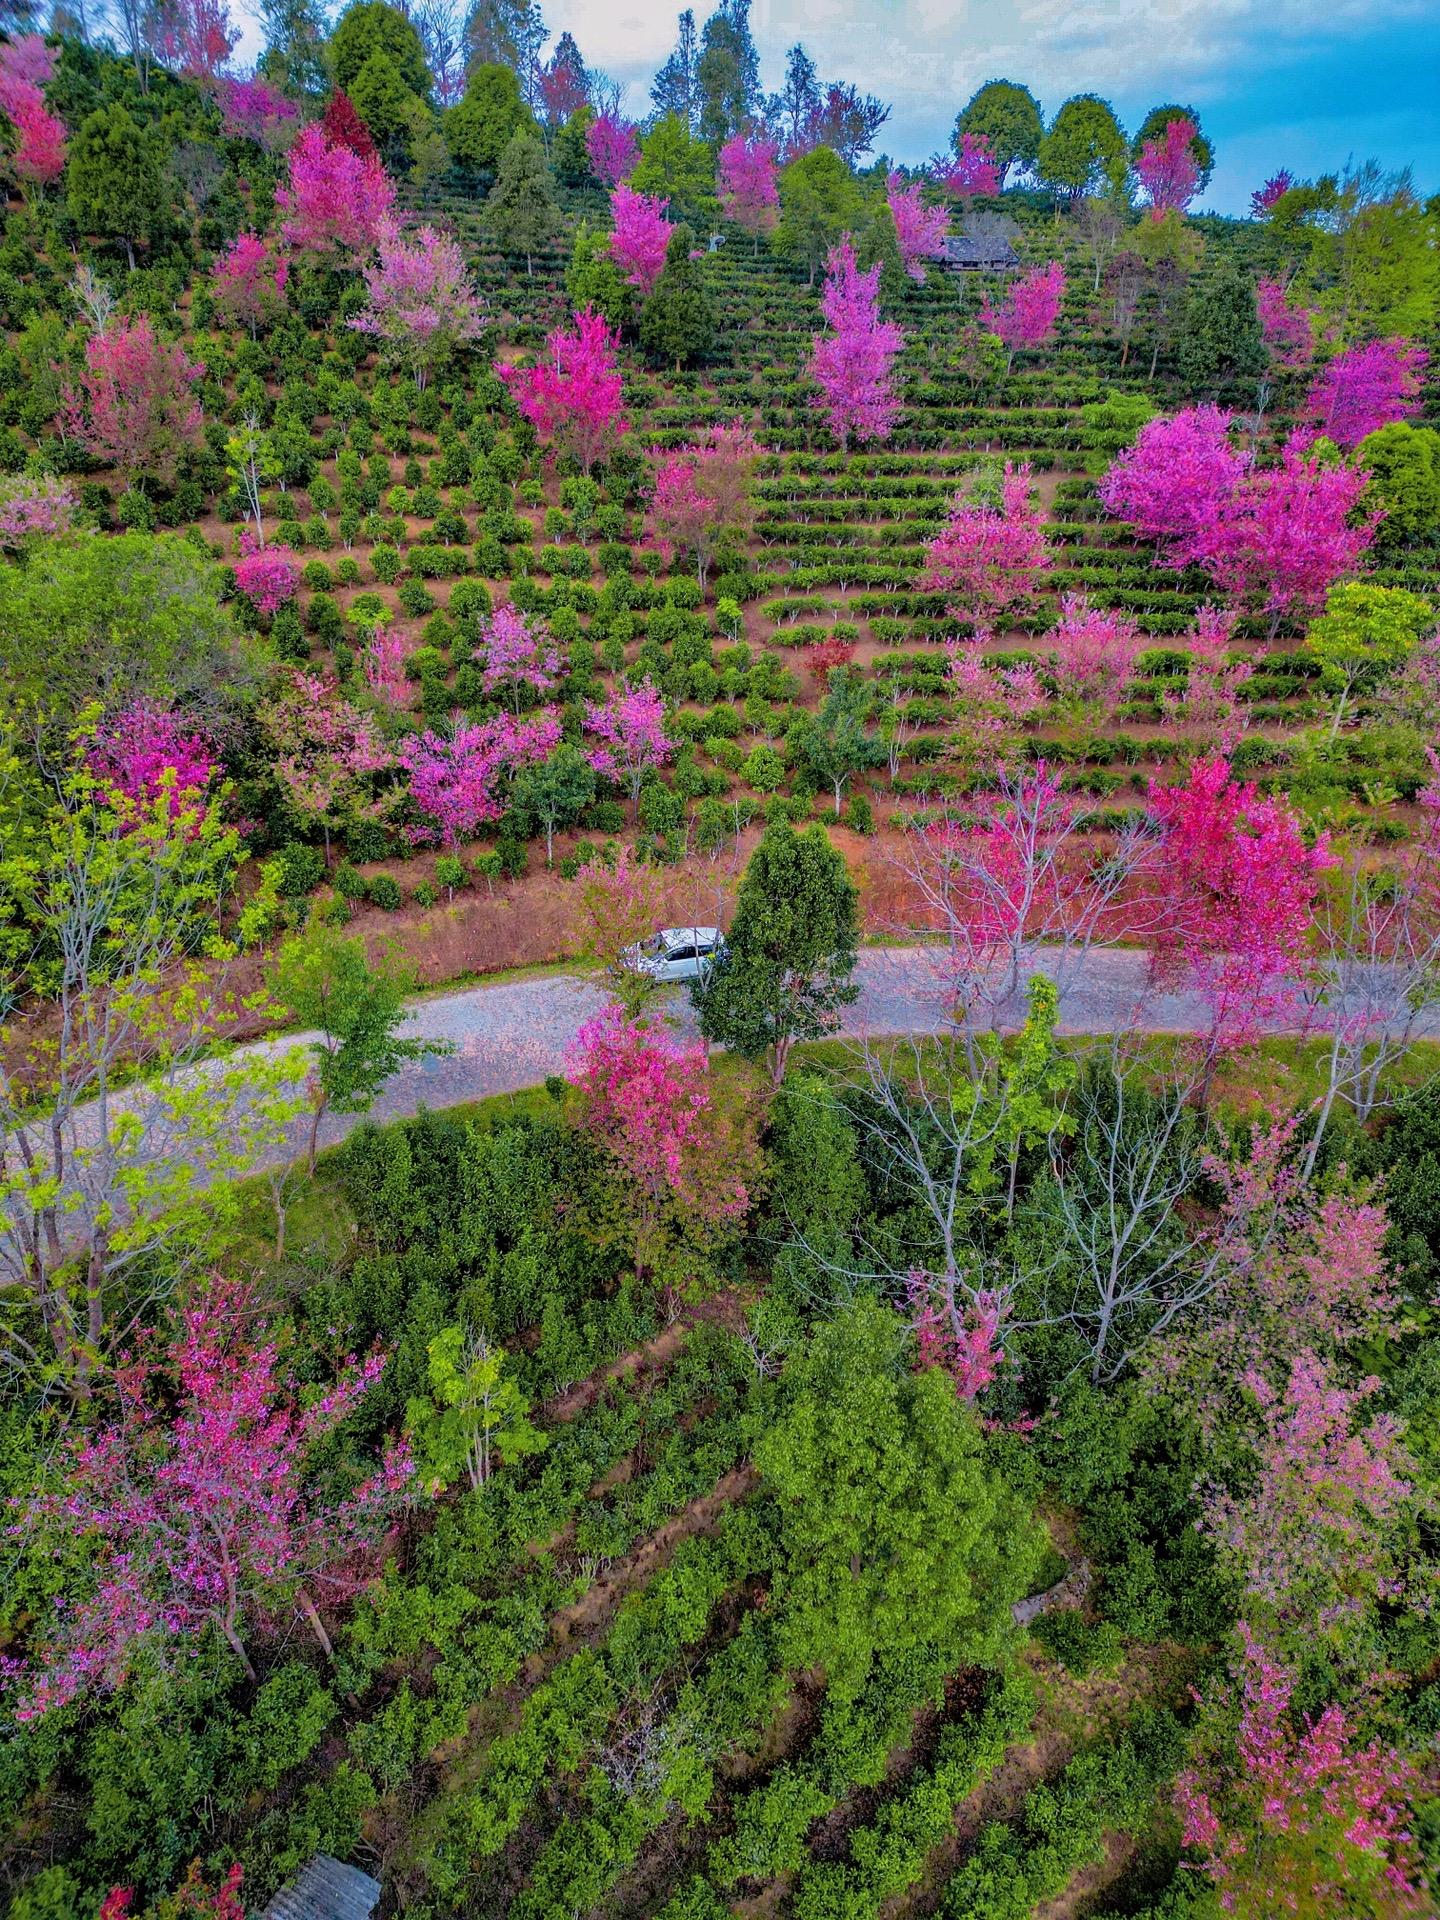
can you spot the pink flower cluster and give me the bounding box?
[886,171,950,282]
[0,470,78,548]
[585,112,638,186]
[499,305,627,474]
[398,709,561,845]
[1048,593,1144,707]
[719,133,780,240]
[0,34,66,185]
[350,220,486,387]
[921,462,1052,627]
[59,315,204,489]
[809,235,905,446]
[217,75,296,147]
[907,1268,1008,1400]
[647,422,760,585]
[234,530,300,616]
[583,677,674,802]
[1134,114,1200,218]
[1306,337,1428,449]
[86,702,218,829]
[475,601,563,709]
[930,132,1000,200]
[276,122,395,260]
[980,260,1065,371]
[1256,277,1315,371]
[1249,170,1294,218]
[606,182,671,295]
[211,229,289,334]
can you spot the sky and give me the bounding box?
[233,0,1440,216]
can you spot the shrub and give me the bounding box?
[276,841,326,897]
[366,873,403,909]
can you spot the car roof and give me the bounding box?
[658,926,722,947]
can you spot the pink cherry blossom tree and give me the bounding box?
[1197,449,1378,633]
[275,122,395,262]
[980,260,1065,374]
[930,132,1000,201]
[647,422,761,587]
[1047,592,1144,709]
[1249,170,1293,218]
[475,601,562,711]
[921,462,1052,628]
[499,305,627,474]
[907,1268,1008,1400]
[1134,114,1200,218]
[1256,277,1315,371]
[211,230,289,336]
[217,75,297,148]
[940,635,1046,781]
[1098,404,1250,567]
[886,170,950,282]
[1304,337,1428,450]
[1167,602,1252,746]
[398,709,561,845]
[0,471,79,547]
[349,220,486,388]
[606,182,671,295]
[8,1274,413,1715]
[260,670,394,862]
[6,94,66,186]
[363,622,409,707]
[1177,1625,1426,1917]
[583,678,674,810]
[59,316,204,490]
[809,235,905,446]
[719,132,779,249]
[585,112,638,186]
[86,703,218,830]
[0,34,56,102]
[1148,756,1332,1050]
[234,530,300,616]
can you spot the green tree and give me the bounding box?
[1037,94,1128,202]
[330,0,431,97]
[405,1324,546,1493]
[348,49,429,167]
[566,220,636,329]
[631,111,716,220]
[1304,582,1434,744]
[777,144,865,285]
[0,534,244,739]
[258,0,330,95]
[695,0,759,145]
[1131,102,1214,192]
[486,130,561,275]
[639,222,715,371]
[271,926,448,1170]
[692,817,859,1084]
[445,60,537,174]
[1333,193,1439,340]
[953,78,1043,185]
[787,667,884,816]
[1357,422,1440,551]
[996,975,1076,1217]
[511,743,597,863]
[66,103,170,269]
[1174,264,1266,399]
[552,100,595,185]
[854,195,908,306]
[754,1299,1039,1704]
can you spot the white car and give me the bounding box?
[622,926,726,984]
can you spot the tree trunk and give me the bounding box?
[297,1588,335,1661]
[306,1093,328,1174]
[124,238,136,271]
[220,1617,258,1682]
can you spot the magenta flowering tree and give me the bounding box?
[1198,449,1378,632]
[1148,755,1332,1048]
[0,34,56,101]
[886,171,950,282]
[606,183,672,295]
[498,306,627,473]
[930,132,1000,201]
[398,709,561,845]
[349,221,486,388]
[217,75,297,148]
[59,316,204,489]
[1176,1625,1426,1917]
[1048,593,1144,709]
[719,133,779,248]
[907,1269,1008,1401]
[1256,278,1315,370]
[363,623,408,707]
[1097,404,1249,567]
[475,602,563,711]
[234,530,300,616]
[6,93,66,187]
[585,111,638,186]
[259,670,394,861]
[275,123,395,261]
[809,236,905,446]
[0,471,79,548]
[921,462,1052,628]
[1170,603,1252,744]
[211,230,289,336]
[86,703,218,829]
[583,678,674,809]
[1134,114,1201,218]
[8,1274,413,1715]
[647,423,760,586]
[1249,170,1294,218]
[1304,338,1428,450]
[940,636,1046,779]
[980,259,1065,374]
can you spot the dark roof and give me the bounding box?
[941,233,1021,269]
[261,1856,382,1920]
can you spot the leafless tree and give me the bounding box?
[1077,195,1125,292]
[401,0,464,106]
[68,261,116,332]
[597,1694,696,1801]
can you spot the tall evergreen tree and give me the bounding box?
[258,0,330,95]
[66,104,170,270]
[639,222,715,371]
[696,0,759,145]
[775,42,819,151]
[1175,265,1267,400]
[462,0,546,98]
[650,7,698,131]
[486,130,561,274]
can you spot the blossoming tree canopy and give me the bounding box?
[585,111,638,186]
[1134,114,1201,218]
[498,305,627,473]
[1305,337,1429,449]
[921,461,1052,626]
[398,710,561,845]
[980,259,1065,372]
[886,171,950,281]
[931,132,1001,200]
[85,702,218,828]
[809,235,905,446]
[583,677,675,804]
[606,182,671,294]
[211,230,289,335]
[275,122,395,259]
[1097,405,1250,566]
[648,422,761,586]
[349,219,486,387]
[59,315,205,488]
[719,132,780,243]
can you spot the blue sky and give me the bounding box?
[234,0,1440,215]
